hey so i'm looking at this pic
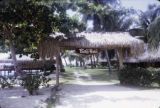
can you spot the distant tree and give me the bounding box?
[138,4,160,41]
[148,16,160,49]
[75,0,135,32]
[102,8,137,31]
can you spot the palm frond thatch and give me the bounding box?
[61,32,144,56]
[38,32,144,59]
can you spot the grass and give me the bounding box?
[60,67,119,83]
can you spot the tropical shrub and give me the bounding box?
[0,75,17,89]
[0,76,12,88]
[118,66,153,87]
[149,68,160,86]
[21,72,51,95]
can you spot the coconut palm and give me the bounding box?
[138,4,160,41]
[147,16,160,49]
[102,8,136,31]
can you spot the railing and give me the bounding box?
[0,60,56,76]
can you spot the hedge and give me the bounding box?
[118,66,160,87]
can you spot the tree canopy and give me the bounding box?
[148,16,160,49]
[64,0,135,32]
[0,0,145,55]
[0,0,85,54]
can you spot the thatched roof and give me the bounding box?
[38,32,145,58]
[126,44,160,62]
[61,32,144,49]
[61,32,144,57]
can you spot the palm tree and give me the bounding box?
[148,16,160,49]
[102,8,136,31]
[138,4,160,41]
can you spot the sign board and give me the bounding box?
[75,48,99,54]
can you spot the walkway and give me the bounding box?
[56,68,160,108]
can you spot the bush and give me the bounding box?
[21,72,51,95]
[149,68,160,86]
[0,76,17,89]
[119,66,153,87]
[0,76,12,88]
[154,71,160,86]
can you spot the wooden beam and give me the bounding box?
[106,50,112,74]
[58,52,64,72]
[117,49,124,69]
[115,49,120,70]
[55,47,60,88]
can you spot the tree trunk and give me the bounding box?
[63,57,68,66]
[8,38,18,74]
[96,54,99,65]
[80,60,83,67]
[106,50,112,74]
[69,60,72,67]
[76,58,78,67]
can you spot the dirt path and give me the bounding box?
[56,69,160,108]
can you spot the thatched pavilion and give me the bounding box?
[38,32,145,86]
[125,44,160,67]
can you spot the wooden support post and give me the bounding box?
[117,49,124,69]
[93,54,96,67]
[55,47,60,88]
[96,54,99,64]
[90,55,93,68]
[106,50,112,74]
[115,49,120,70]
[59,52,64,72]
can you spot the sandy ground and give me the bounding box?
[0,86,51,108]
[56,70,160,108]
[0,69,160,108]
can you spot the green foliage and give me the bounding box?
[148,16,160,49]
[119,66,160,87]
[0,0,55,54]
[148,67,160,86]
[154,72,160,86]
[76,0,135,31]
[139,4,160,30]
[119,66,153,87]
[0,76,13,89]
[138,4,160,42]
[21,73,51,95]
[0,0,86,54]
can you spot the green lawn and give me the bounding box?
[60,67,119,84]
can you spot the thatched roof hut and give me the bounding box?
[61,32,143,48]
[61,32,144,56]
[38,32,145,86]
[38,32,144,58]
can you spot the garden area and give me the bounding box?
[1,66,160,108]
[51,67,160,108]
[0,0,160,108]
